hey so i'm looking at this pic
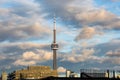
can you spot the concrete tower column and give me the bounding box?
[51,15,58,70]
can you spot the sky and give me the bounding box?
[0,0,120,76]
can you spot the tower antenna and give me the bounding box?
[54,14,56,30]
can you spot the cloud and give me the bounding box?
[107,19,120,29]
[11,0,41,17]
[14,59,36,66]
[0,0,120,73]
[0,65,11,71]
[0,55,6,60]
[111,0,120,2]
[13,49,52,66]
[0,19,51,42]
[0,0,119,42]
[70,2,120,30]
[60,38,120,65]
[36,0,95,26]
[18,42,50,50]
[57,66,66,73]
[0,42,52,67]
[106,49,120,57]
[100,48,120,64]
[75,27,96,41]
[94,38,120,55]
[75,26,103,41]
[37,0,120,32]
[22,50,52,61]
[0,0,51,42]
[90,39,120,64]
[113,66,120,70]
[0,8,10,15]
[26,22,51,37]
[102,57,120,64]
[0,0,8,4]
[75,9,115,25]
[22,51,40,60]
[0,42,50,55]
[61,48,96,63]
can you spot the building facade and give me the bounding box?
[1,71,7,80]
[8,66,58,80]
[80,69,107,78]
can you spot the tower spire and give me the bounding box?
[51,15,58,70]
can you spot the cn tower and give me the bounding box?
[51,15,58,70]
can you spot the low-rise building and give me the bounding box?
[8,66,58,80]
[1,71,7,80]
[66,70,78,78]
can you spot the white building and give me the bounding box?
[66,70,78,77]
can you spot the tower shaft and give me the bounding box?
[53,29,56,43]
[51,16,58,70]
[53,49,57,70]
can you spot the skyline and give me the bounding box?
[0,0,120,75]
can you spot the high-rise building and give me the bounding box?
[51,15,58,70]
[8,66,58,80]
